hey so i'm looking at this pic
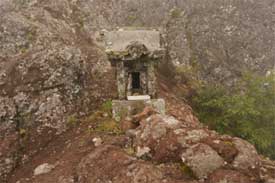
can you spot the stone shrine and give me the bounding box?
[104,28,166,120]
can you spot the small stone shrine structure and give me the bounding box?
[104,28,165,121]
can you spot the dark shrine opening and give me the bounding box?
[132,72,141,90]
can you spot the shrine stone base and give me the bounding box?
[112,99,165,121]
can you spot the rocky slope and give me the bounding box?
[0,0,274,183]
[6,95,275,183]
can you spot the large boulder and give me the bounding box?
[181,143,224,179]
[232,138,261,180]
[232,138,260,169]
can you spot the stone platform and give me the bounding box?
[112,99,165,121]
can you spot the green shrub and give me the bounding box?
[192,72,275,159]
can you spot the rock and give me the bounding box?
[92,137,103,147]
[112,100,165,121]
[184,129,209,143]
[232,138,260,169]
[133,114,184,162]
[136,146,151,158]
[181,143,224,179]
[266,179,275,183]
[103,112,109,117]
[132,106,157,123]
[232,138,261,180]
[207,169,254,183]
[126,129,138,138]
[177,129,209,148]
[76,145,165,183]
[120,119,138,132]
[204,139,238,163]
[33,163,55,176]
[151,130,182,162]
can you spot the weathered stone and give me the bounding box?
[181,143,224,179]
[104,30,163,59]
[92,137,103,147]
[120,119,138,132]
[136,146,151,158]
[76,145,165,183]
[33,163,55,176]
[232,138,260,170]
[204,139,238,163]
[133,114,183,163]
[207,169,254,183]
[112,99,165,121]
[266,179,275,183]
[132,106,157,123]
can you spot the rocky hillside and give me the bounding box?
[5,92,275,183]
[0,0,274,183]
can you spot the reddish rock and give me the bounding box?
[76,145,195,183]
[204,139,238,163]
[207,169,255,183]
[132,106,157,124]
[120,119,138,132]
[152,131,183,163]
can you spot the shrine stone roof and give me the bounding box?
[104,29,164,61]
